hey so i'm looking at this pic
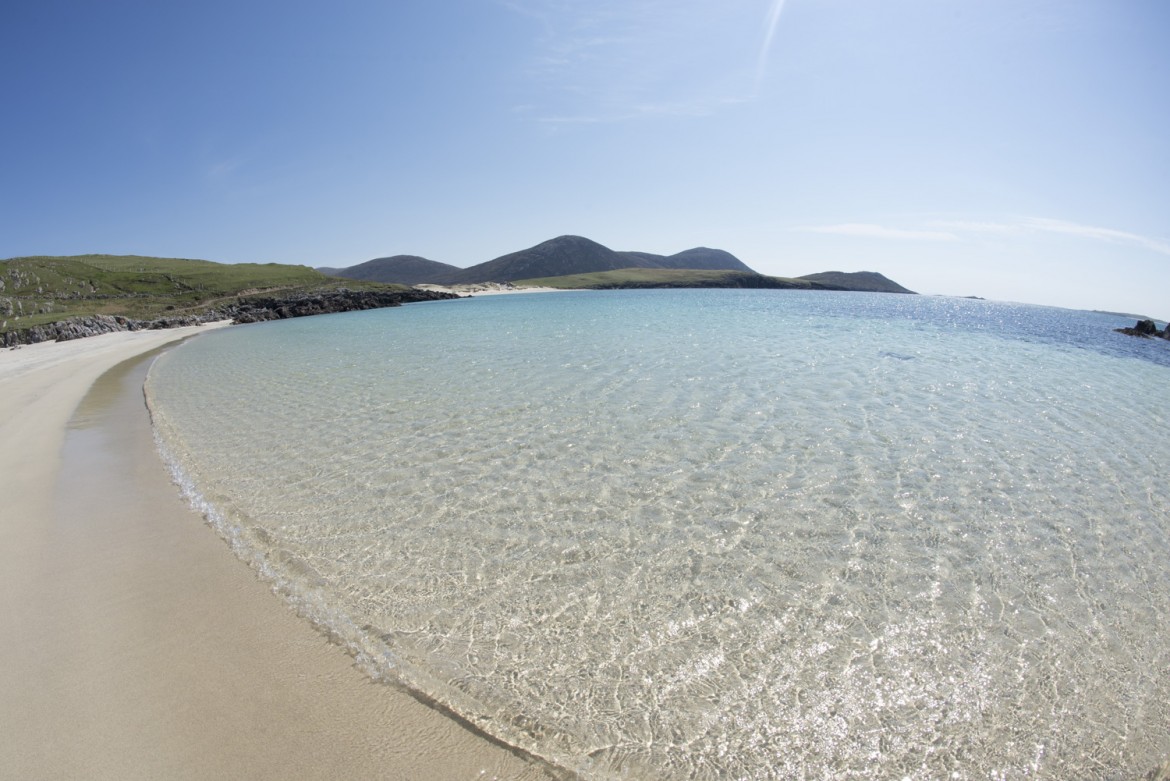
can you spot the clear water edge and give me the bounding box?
[144,290,1170,780]
[144,330,597,780]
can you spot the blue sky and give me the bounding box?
[3,0,1168,317]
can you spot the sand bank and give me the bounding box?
[0,326,554,780]
[414,283,572,297]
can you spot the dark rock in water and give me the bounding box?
[1115,319,1164,338]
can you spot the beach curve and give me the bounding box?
[0,323,556,780]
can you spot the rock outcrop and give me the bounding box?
[222,288,455,324]
[1,288,457,347]
[1115,318,1170,339]
[0,313,213,346]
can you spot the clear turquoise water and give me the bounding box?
[146,290,1170,780]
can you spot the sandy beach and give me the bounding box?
[0,325,554,780]
[413,283,570,297]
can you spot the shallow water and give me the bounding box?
[146,290,1170,779]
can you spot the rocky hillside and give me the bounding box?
[1,287,456,347]
[1,254,454,345]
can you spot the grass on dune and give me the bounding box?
[0,254,408,333]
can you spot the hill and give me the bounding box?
[797,271,915,294]
[435,235,666,284]
[614,247,754,272]
[2,254,325,329]
[657,247,753,271]
[320,235,756,285]
[322,255,460,285]
[0,254,448,344]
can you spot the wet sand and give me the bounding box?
[0,327,555,780]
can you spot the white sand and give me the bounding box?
[414,283,572,297]
[0,325,554,780]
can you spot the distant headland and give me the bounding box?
[318,234,917,294]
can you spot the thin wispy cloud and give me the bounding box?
[1021,217,1170,256]
[804,217,1170,257]
[755,0,787,91]
[501,0,769,123]
[800,223,961,241]
[931,217,1170,256]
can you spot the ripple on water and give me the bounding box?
[146,291,1170,780]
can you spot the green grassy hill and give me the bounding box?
[430,235,755,285]
[796,271,916,294]
[514,268,825,290]
[0,254,408,335]
[323,254,461,284]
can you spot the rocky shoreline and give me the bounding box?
[1,288,458,347]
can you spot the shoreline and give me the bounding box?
[413,283,571,297]
[0,325,554,780]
